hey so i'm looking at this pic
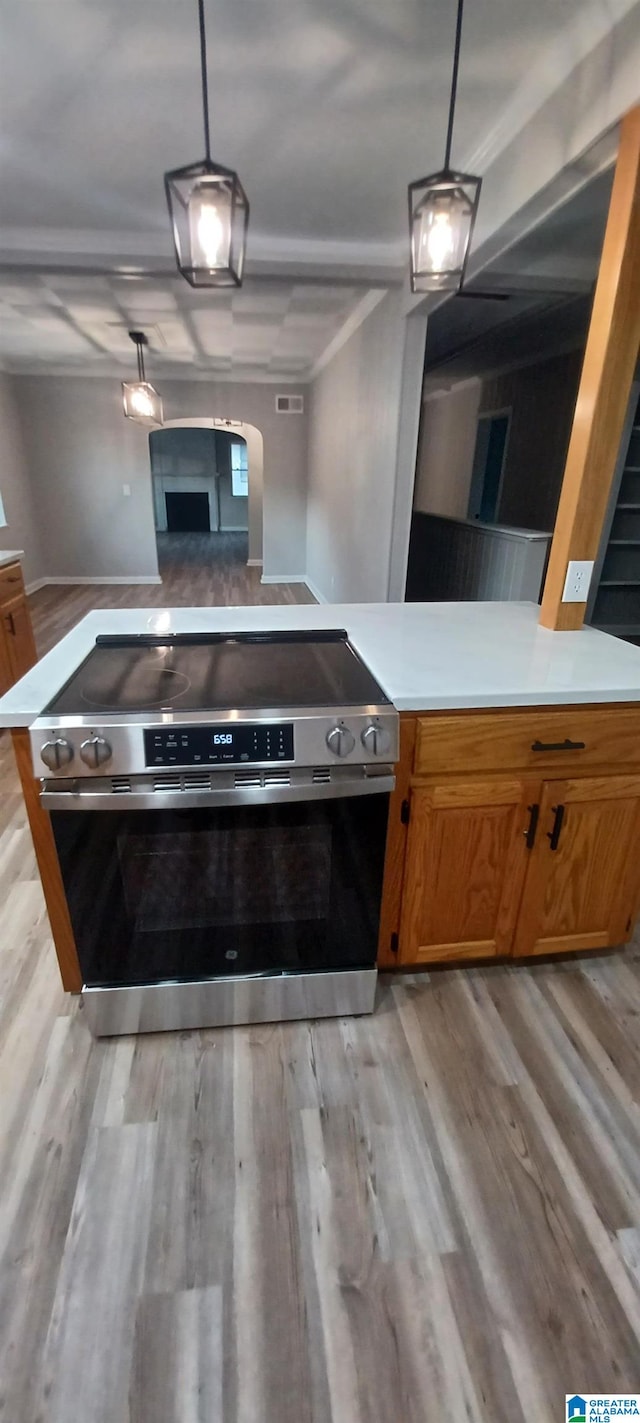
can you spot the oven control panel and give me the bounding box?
[144,723,295,767]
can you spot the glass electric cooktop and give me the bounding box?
[44,631,390,715]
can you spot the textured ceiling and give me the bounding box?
[0,273,364,380]
[0,1,632,377]
[0,0,614,257]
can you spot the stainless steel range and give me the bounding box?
[31,631,398,1036]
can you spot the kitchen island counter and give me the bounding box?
[3,599,640,727]
[5,597,640,989]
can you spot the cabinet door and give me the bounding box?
[0,616,13,695]
[398,779,535,964]
[513,775,640,957]
[2,594,37,683]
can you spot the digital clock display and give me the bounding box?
[144,723,295,767]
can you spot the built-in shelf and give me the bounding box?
[588,382,640,640]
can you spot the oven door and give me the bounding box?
[47,781,391,999]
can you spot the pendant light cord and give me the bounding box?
[198,0,212,162]
[443,0,464,173]
[130,333,146,382]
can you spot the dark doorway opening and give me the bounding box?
[165,491,211,533]
[467,412,511,523]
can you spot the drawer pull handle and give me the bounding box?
[5,612,15,636]
[524,802,539,850]
[547,804,565,851]
[531,738,586,753]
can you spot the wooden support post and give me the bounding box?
[539,107,640,631]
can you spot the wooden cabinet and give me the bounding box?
[414,705,640,775]
[0,617,12,695]
[378,708,640,969]
[512,774,640,958]
[0,562,36,693]
[399,778,534,963]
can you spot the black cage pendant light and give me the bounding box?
[164,0,249,288]
[122,332,164,426]
[408,0,481,294]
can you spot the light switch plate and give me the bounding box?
[562,559,594,602]
[122,483,131,497]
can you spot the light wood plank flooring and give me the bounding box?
[1,550,639,1419]
[30,531,314,656]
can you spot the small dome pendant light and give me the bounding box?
[164,0,249,288]
[122,332,164,426]
[408,0,481,294]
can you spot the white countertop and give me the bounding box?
[0,549,24,570]
[3,600,640,727]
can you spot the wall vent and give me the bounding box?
[275,394,304,415]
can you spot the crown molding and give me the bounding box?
[6,361,310,386]
[462,0,640,176]
[0,225,405,281]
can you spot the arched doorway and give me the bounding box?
[150,417,264,567]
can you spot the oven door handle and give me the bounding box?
[39,773,396,812]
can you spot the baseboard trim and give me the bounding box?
[29,575,162,588]
[260,573,307,585]
[303,575,328,604]
[246,558,263,567]
[25,577,49,595]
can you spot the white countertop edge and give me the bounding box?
[3,599,640,727]
[0,549,25,570]
[391,688,640,711]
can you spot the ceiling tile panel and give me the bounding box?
[0,269,374,377]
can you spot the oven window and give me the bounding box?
[119,825,331,931]
[50,795,389,988]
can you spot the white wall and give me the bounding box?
[14,376,160,580]
[412,380,482,520]
[0,373,45,587]
[11,375,307,582]
[306,291,406,603]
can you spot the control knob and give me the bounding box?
[40,738,74,772]
[326,724,356,758]
[79,736,113,770]
[361,722,392,757]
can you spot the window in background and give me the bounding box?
[230,440,248,497]
[0,491,6,528]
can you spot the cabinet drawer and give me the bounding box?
[0,561,25,603]
[414,706,640,776]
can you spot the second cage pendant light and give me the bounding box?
[408,0,481,294]
[122,332,164,426]
[164,0,249,288]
